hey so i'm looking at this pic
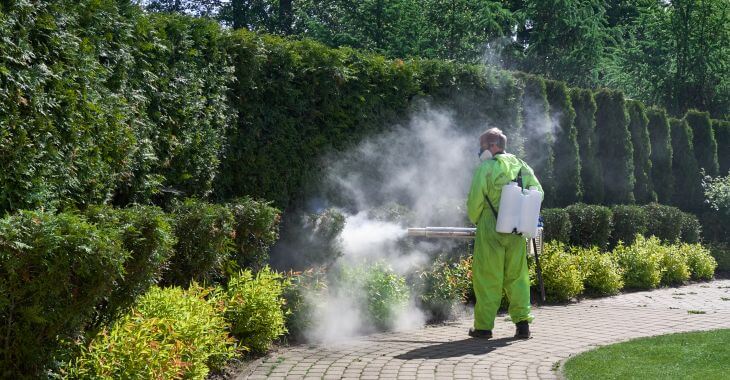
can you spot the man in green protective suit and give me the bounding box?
[466,128,543,339]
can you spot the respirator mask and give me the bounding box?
[479,148,493,161]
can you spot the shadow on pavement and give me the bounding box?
[394,337,514,359]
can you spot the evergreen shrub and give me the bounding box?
[541,208,572,244]
[418,257,462,322]
[570,88,602,204]
[565,203,612,249]
[282,268,328,342]
[679,243,717,280]
[163,199,235,286]
[610,205,648,247]
[708,243,730,273]
[685,110,719,176]
[612,236,663,289]
[713,119,730,175]
[0,211,127,378]
[646,108,674,204]
[339,263,410,330]
[538,242,584,302]
[626,100,655,203]
[670,118,704,211]
[84,205,176,329]
[679,213,702,244]
[659,245,691,285]
[546,80,581,206]
[216,267,288,353]
[642,203,685,243]
[594,89,635,204]
[229,197,281,271]
[572,246,624,296]
[69,286,235,380]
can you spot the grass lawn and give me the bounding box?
[563,329,730,380]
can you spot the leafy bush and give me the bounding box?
[229,197,281,271]
[679,213,702,244]
[216,267,288,353]
[537,242,584,302]
[282,269,327,342]
[0,211,127,378]
[542,208,572,244]
[643,203,684,243]
[163,199,235,286]
[273,208,346,270]
[659,245,691,285]
[679,243,717,280]
[454,255,476,304]
[84,205,176,329]
[69,286,235,380]
[339,263,410,330]
[573,246,624,296]
[610,205,648,247]
[708,243,730,273]
[611,235,663,289]
[418,258,462,322]
[565,203,612,249]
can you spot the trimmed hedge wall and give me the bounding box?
[669,118,704,212]
[647,108,674,204]
[546,80,581,206]
[594,89,635,205]
[570,88,602,204]
[626,100,655,204]
[685,110,719,177]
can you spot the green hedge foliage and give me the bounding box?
[418,257,463,322]
[646,108,674,204]
[643,203,685,243]
[0,211,127,378]
[541,208,572,244]
[282,269,328,342]
[659,245,691,285]
[546,80,581,206]
[670,118,704,212]
[570,88,603,204]
[339,263,410,331]
[572,246,624,296]
[626,100,656,204]
[83,205,176,330]
[612,235,663,289]
[685,110,719,177]
[713,119,730,175]
[708,243,730,273]
[565,203,612,249]
[69,285,235,380]
[610,205,648,247]
[216,267,288,353]
[677,243,717,281]
[537,242,584,302]
[594,89,635,204]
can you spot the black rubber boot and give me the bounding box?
[514,321,530,339]
[468,328,493,339]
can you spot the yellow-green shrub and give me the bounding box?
[573,246,624,296]
[660,245,691,285]
[69,286,235,380]
[537,242,584,302]
[611,235,662,289]
[216,267,288,353]
[678,243,717,280]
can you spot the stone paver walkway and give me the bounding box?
[243,279,730,379]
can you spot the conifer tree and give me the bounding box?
[626,100,655,203]
[546,80,581,206]
[594,89,635,204]
[646,108,674,204]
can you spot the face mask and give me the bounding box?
[479,149,493,161]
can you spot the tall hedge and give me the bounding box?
[685,110,719,177]
[518,73,556,207]
[646,108,674,204]
[669,118,704,212]
[714,119,730,175]
[545,80,581,206]
[570,88,603,204]
[626,100,655,203]
[594,89,635,204]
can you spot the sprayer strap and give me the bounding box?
[485,195,498,219]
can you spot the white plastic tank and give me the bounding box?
[518,186,542,238]
[496,182,522,234]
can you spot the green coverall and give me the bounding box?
[467,153,543,331]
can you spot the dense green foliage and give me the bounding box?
[626,100,655,203]
[643,203,685,243]
[678,243,717,281]
[541,208,572,244]
[537,242,584,302]
[570,88,602,204]
[714,119,730,175]
[281,269,327,341]
[418,257,463,321]
[69,285,235,379]
[565,204,612,249]
[216,268,288,353]
[83,205,176,330]
[0,211,127,378]
[572,246,623,296]
[611,235,663,289]
[685,110,720,177]
[609,205,647,247]
[646,108,674,204]
[669,118,704,212]
[339,263,410,331]
[564,330,730,380]
[546,80,581,206]
[519,73,555,206]
[594,89,635,204]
